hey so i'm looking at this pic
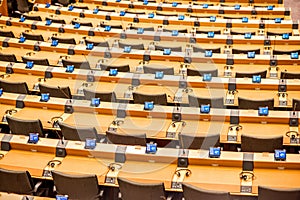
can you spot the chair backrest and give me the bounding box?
[52,36,76,45]
[155,45,182,52]
[196,30,221,34]
[106,131,147,146]
[182,183,230,200]
[0,30,15,38]
[143,65,174,75]
[39,84,72,99]
[238,97,274,110]
[59,122,100,142]
[99,23,123,29]
[71,20,93,27]
[241,134,283,153]
[155,11,177,17]
[85,39,109,48]
[230,31,256,35]
[179,133,220,150]
[133,92,167,106]
[130,26,154,32]
[292,99,300,110]
[118,41,145,50]
[267,31,291,36]
[273,50,300,55]
[117,177,166,200]
[16,0,30,13]
[24,15,42,21]
[100,64,130,72]
[62,59,91,70]
[45,17,66,24]
[83,89,117,102]
[193,46,221,53]
[258,186,300,200]
[22,32,44,41]
[52,171,101,200]
[232,48,260,54]
[188,95,224,108]
[0,53,17,62]
[187,68,218,77]
[0,168,34,195]
[6,115,44,136]
[163,28,187,33]
[0,79,29,94]
[22,56,49,66]
[125,10,146,15]
[281,71,300,79]
[235,70,267,78]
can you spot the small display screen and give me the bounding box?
[45,3,51,8]
[163,48,171,55]
[210,16,216,22]
[109,68,118,76]
[124,46,131,53]
[91,98,100,107]
[209,147,221,158]
[56,195,69,200]
[68,5,74,11]
[172,30,178,36]
[146,143,157,154]
[46,19,52,25]
[26,61,34,69]
[203,73,212,81]
[203,4,208,8]
[205,50,212,57]
[104,26,111,31]
[282,33,289,39]
[120,11,125,16]
[172,2,177,7]
[65,65,74,73]
[234,4,240,10]
[247,51,255,58]
[86,43,94,50]
[291,52,299,59]
[148,13,154,18]
[74,23,80,29]
[51,40,58,47]
[258,107,269,116]
[19,36,26,43]
[93,8,99,14]
[144,101,154,110]
[137,28,144,34]
[244,33,252,39]
[252,75,261,83]
[274,149,286,161]
[275,18,282,23]
[267,5,273,10]
[85,138,96,149]
[19,16,25,22]
[200,104,210,113]
[40,93,50,102]
[178,15,184,20]
[28,133,39,144]
[207,32,214,38]
[143,0,148,5]
[0,88,3,96]
[242,17,248,23]
[155,71,164,79]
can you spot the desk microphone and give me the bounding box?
[57,86,71,99]
[167,95,179,111]
[47,121,64,145]
[293,102,298,115]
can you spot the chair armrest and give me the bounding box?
[33,181,43,193]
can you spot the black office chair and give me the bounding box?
[143,65,174,75]
[273,50,300,55]
[196,30,221,34]
[258,186,300,200]
[223,16,244,19]
[230,31,256,35]
[130,26,155,32]
[72,5,89,9]
[133,92,168,106]
[98,8,116,12]
[238,98,274,110]
[0,168,38,195]
[232,48,260,54]
[118,41,144,50]
[125,10,146,15]
[163,28,188,33]
[99,64,130,72]
[281,71,300,79]
[85,39,109,48]
[45,17,66,24]
[71,20,93,27]
[117,177,168,200]
[59,122,101,142]
[187,68,218,77]
[155,11,178,17]
[22,32,44,41]
[193,46,221,53]
[0,80,29,94]
[267,31,291,36]
[52,171,102,200]
[39,84,72,99]
[23,15,42,21]
[51,36,76,45]
[182,183,230,200]
[155,45,182,52]
[22,56,50,66]
[106,131,147,146]
[62,59,91,70]
[83,89,117,102]
[6,115,44,137]
[0,30,15,38]
[188,95,224,108]
[292,99,300,111]
[235,70,267,78]
[179,133,220,150]
[241,134,283,153]
[0,53,17,62]
[99,23,123,29]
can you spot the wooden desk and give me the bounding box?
[0,192,54,200]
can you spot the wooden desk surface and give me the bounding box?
[0,193,54,200]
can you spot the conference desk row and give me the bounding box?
[42,1,292,19]
[33,4,295,28]
[0,133,300,195]
[2,36,300,67]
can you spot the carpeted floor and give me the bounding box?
[284,0,300,21]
